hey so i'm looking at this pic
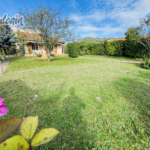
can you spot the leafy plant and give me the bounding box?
[141,58,150,69]
[0,116,59,150]
[0,98,59,150]
[106,42,116,56]
[67,42,80,58]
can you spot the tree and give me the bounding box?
[125,16,150,58]
[0,24,16,58]
[64,44,68,54]
[20,3,78,62]
[16,32,29,55]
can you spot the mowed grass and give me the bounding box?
[0,56,150,149]
[82,55,142,61]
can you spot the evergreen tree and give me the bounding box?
[0,24,16,56]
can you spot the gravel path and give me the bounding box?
[79,57,141,64]
[0,61,10,76]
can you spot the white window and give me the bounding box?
[32,44,39,50]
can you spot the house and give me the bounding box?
[112,37,125,41]
[10,26,66,58]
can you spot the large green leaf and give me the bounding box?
[31,128,59,147]
[0,117,22,143]
[21,116,38,140]
[0,135,29,150]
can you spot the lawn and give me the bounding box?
[0,56,150,149]
[81,55,142,62]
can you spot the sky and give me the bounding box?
[0,0,150,39]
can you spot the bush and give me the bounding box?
[91,43,105,55]
[36,54,42,57]
[67,42,80,58]
[141,58,150,69]
[8,46,16,55]
[111,40,124,56]
[106,42,116,56]
[79,51,84,56]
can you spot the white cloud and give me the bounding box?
[76,25,126,38]
[69,0,78,9]
[69,0,150,38]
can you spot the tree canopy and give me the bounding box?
[20,3,78,62]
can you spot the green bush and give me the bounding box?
[8,46,16,55]
[91,43,105,55]
[67,42,80,58]
[111,40,124,56]
[141,58,150,69]
[106,42,116,56]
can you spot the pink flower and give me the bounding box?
[0,98,9,117]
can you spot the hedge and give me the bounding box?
[66,39,148,58]
[67,42,80,58]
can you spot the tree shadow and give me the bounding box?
[36,87,96,150]
[112,77,150,138]
[0,80,96,149]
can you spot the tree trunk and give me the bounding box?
[48,54,50,62]
[6,48,10,61]
[3,48,7,55]
[46,47,51,62]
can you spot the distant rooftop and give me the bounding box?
[113,37,125,41]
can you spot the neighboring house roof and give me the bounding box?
[113,37,125,41]
[10,26,65,44]
[112,35,150,41]
[142,35,150,37]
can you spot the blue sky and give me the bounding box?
[0,0,150,39]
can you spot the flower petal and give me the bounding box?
[0,98,4,106]
[0,104,7,107]
[0,106,9,114]
[0,112,7,117]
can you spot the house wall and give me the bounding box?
[24,44,28,53]
[39,45,43,53]
[25,43,64,55]
[57,44,62,54]
[28,43,32,54]
[42,46,56,54]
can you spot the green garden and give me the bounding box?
[0,56,150,149]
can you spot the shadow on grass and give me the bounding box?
[35,87,96,150]
[113,77,150,138]
[0,80,96,149]
[0,80,39,120]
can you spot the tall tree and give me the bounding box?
[16,32,29,55]
[20,3,78,62]
[0,25,16,56]
[125,16,150,58]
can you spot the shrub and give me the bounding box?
[67,42,80,58]
[79,51,84,56]
[141,58,150,69]
[8,46,16,55]
[111,40,124,56]
[91,43,105,55]
[36,54,42,57]
[106,42,116,56]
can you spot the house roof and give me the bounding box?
[17,32,65,44]
[113,37,125,41]
[10,26,65,44]
[112,35,150,41]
